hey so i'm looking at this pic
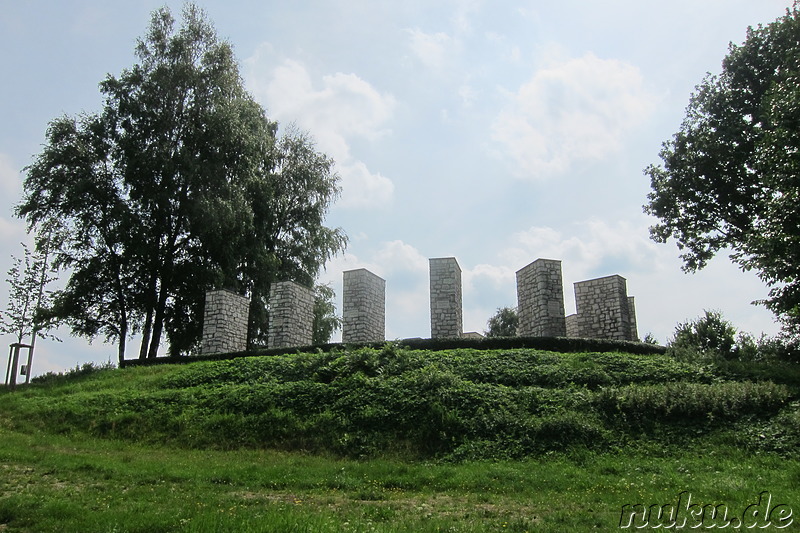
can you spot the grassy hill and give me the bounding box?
[1,344,799,531]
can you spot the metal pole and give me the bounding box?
[4,345,13,386]
[8,345,20,390]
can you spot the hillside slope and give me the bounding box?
[2,345,799,460]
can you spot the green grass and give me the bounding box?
[1,345,799,530]
[4,347,798,459]
[1,429,797,532]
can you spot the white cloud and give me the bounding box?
[373,240,429,275]
[452,0,482,34]
[245,51,396,208]
[0,153,21,197]
[505,217,667,283]
[491,52,658,178]
[463,263,515,291]
[405,28,458,70]
[458,84,479,107]
[335,161,394,208]
[0,217,27,247]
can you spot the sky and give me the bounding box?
[0,0,794,376]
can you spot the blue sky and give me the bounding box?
[0,0,793,375]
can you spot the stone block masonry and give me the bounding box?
[268,281,315,349]
[628,296,639,341]
[429,257,463,338]
[200,290,249,355]
[574,275,632,341]
[516,259,567,337]
[565,314,580,338]
[342,268,386,343]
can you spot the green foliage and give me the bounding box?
[667,310,800,363]
[16,4,346,359]
[642,332,659,345]
[644,7,800,333]
[312,283,341,345]
[5,346,798,462]
[668,310,738,360]
[30,361,116,386]
[1,241,58,344]
[484,306,518,337]
[594,381,790,426]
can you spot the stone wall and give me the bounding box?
[268,281,315,349]
[628,296,639,341]
[516,259,567,337]
[574,275,632,341]
[429,257,463,338]
[200,290,249,355]
[565,314,580,338]
[342,268,386,343]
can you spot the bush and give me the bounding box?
[669,310,738,360]
[667,310,800,363]
[485,307,518,337]
[593,381,790,426]
[30,361,116,385]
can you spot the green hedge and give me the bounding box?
[121,336,666,368]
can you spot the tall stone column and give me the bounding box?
[574,275,632,341]
[516,258,567,337]
[429,257,463,339]
[268,281,315,349]
[200,290,250,355]
[342,268,386,343]
[628,296,639,341]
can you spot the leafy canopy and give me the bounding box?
[644,6,800,332]
[485,307,518,338]
[17,4,346,360]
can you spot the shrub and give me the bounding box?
[593,381,790,427]
[669,310,738,360]
[485,307,518,337]
[30,361,116,385]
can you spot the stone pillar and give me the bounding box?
[516,259,567,337]
[628,296,639,341]
[565,314,580,338]
[200,290,250,355]
[268,281,315,349]
[574,275,632,341]
[342,268,386,343]
[429,257,463,339]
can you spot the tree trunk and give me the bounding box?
[138,271,158,359]
[147,288,169,358]
[138,309,153,360]
[117,323,127,366]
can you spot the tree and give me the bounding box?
[17,4,346,359]
[312,283,342,345]
[668,310,738,360]
[485,307,518,337]
[1,242,57,344]
[644,6,800,332]
[1,239,59,382]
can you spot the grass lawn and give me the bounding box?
[1,428,797,532]
[2,347,799,531]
